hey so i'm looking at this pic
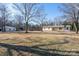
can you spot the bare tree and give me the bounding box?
[0,4,10,32]
[59,4,79,34]
[14,15,24,31]
[54,16,64,26]
[34,6,47,31]
[13,3,42,33]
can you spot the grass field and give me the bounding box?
[0,31,79,56]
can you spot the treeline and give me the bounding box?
[59,4,79,34]
[0,3,47,33]
[0,3,79,34]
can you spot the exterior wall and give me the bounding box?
[65,25,71,31]
[42,26,70,32]
[52,27,64,31]
[5,26,16,32]
[43,27,52,31]
[43,27,64,32]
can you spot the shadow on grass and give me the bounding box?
[0,40,79,56]
[0,43,66,56]
[0,37,78,56]
[32,38,69,47]
[0,43,70,56]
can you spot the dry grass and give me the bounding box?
[0,31,79,56]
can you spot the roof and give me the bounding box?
[5,26,15,28]
[5,26,16,29]
[43,25,64,28]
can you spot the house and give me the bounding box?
[42,25,71,32]
[0,26,16,32]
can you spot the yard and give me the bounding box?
[0,31,79,56]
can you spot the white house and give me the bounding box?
[5,26,16,32]
[0,26,16,32]
[42,25,71,32]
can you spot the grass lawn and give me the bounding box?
[0,31,79,56]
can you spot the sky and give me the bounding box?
[43,3,63,21]
[10,3,63,20]
[7,3,63,23]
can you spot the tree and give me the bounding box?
[14,15,24,31]
[0,4,10,32]
[54,16,64,26]
[34,6,47,31]
[13,3,42,33]
[59,4,79,34]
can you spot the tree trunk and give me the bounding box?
[76,29,78,34]
[41,25,43,32]
[25,22,28,33]
[3,18,6,32]
[2,21,4,32]
[2,19,6,32]
[40,22,43,32]
[76,22,78,34]
[74,22,78,34]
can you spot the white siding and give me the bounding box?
[43,27,52,31]
[5,26,16,32]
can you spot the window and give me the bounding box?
[59,27,62,30]
[0,29,1,31]
[52,28,55,30]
